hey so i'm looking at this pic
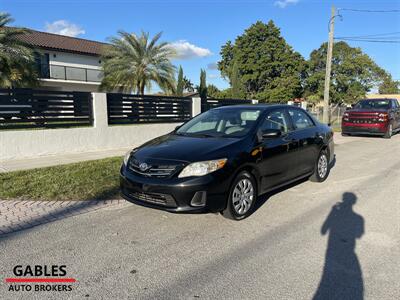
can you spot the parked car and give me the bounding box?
[120,105,334,220]
[342,98,400,138]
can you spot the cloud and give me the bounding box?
[45,20,85,37]
[274,0,299,9]
[207,62,218,70]
[169,40,212,59]
[208,74,220,79]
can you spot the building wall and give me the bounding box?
[366,94,400,101]
[48,51,101,69]
[36,49,103,92]
[39,79,101,92]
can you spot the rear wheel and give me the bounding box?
[310,150,330,182]
[222,171,256,220]
[384,123,393,139]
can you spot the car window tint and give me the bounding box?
[259,110,289,133]
[288,109,314,130]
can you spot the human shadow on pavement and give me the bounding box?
[313,192,365,300]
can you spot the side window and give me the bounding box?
[288,109,314,130]
[392,100,399,109]
[259,109,289,133]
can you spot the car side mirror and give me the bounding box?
[174,125,181,131]
[258,129,282,142]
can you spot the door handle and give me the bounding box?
[282,135,296,142]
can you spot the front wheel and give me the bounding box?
[384,123,393,139]
[222,171,257,221]
[310,150,330,183]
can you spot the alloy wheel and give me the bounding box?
[232,178,254,215]
[318,154,328,179]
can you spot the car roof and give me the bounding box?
[360,98,395,101]
[212,104,293,111]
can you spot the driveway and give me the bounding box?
[0,134,399,300]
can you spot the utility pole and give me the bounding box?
[323,5,335,124]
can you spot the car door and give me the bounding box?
[287,108,321,176]
[256,108,299,192]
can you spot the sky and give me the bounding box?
[2,0,400,91]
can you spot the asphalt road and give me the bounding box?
[1,134,399,300]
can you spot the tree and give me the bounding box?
[100,31,176,94]
[182,76,194,92]
[230,60,245,99]
[379,75,399,94]
[197,69,207,99]
[207,84,220,98]
[176,65,184,96]
[218,20,306,102]
[305,41,389,104]
[0,12,38,88]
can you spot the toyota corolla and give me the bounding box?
[120,105,334,220]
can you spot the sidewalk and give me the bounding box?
[0,199,129,236]
[0,147,131,173]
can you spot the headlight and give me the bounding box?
[123,149,136,166]
[178,158,227,178]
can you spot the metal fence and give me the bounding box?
[107,93,192,125]
[201,98,253,112]
[308,106,347,130]
[0,88,93,130]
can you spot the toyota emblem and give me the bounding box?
[139,162,149,171]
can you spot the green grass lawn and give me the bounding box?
[0,156,123,201]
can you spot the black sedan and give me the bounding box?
[120,105,334,220]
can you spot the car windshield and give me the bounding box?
[176,108,262,138]
[354,99,390,110]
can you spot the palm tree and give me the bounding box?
[183,76,194,92]
[100,31,176,94]
[0,12,37,87]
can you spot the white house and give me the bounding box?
[16,29,108,92]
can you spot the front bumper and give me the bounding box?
[342,122,388,135]
[120,165,232,213]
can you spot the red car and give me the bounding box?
[342,98,400,139]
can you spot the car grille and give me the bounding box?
[129,191,177,207]
[349,119,378,124]
[128,158,182,178]
[347,113,379,124]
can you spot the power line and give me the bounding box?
[338,8,400,13]
[336,31,400,39]
[335,38,400,43]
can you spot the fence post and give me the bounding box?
[191,97,202,117]
[92,93,108,129]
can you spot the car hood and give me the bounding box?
[132,133,242,163]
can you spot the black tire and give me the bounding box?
[341,132,350,136]
[384,123,393,139]
[310,150,330,183]
[222,171,257,221]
